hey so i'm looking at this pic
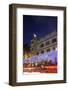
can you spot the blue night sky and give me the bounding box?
[23,15,57,44]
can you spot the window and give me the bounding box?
[56,47,57,51]
[46,41,50,46]
[47,48,50,52]
[40,43,44,47]
[52,47,57,51]
[36,52,39,55]
[41,50,44,54]
[52,38,57,43]
[53,47,55,50]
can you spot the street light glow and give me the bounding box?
[24,50,57,64]
[33,33,37,38]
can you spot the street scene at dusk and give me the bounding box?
[23,15,57,73]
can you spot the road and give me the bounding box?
[23,65,57,73]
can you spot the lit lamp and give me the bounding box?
[24,52,31,59]
[33,33,37,38]
[24,53,28,59]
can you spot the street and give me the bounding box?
[23,65,57,73]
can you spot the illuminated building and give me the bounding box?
[23,31,57,64]
[30,31,57,56]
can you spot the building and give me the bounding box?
[30,31,57,56]
[23,44,31,59]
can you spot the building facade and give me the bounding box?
[30,31,57,56]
